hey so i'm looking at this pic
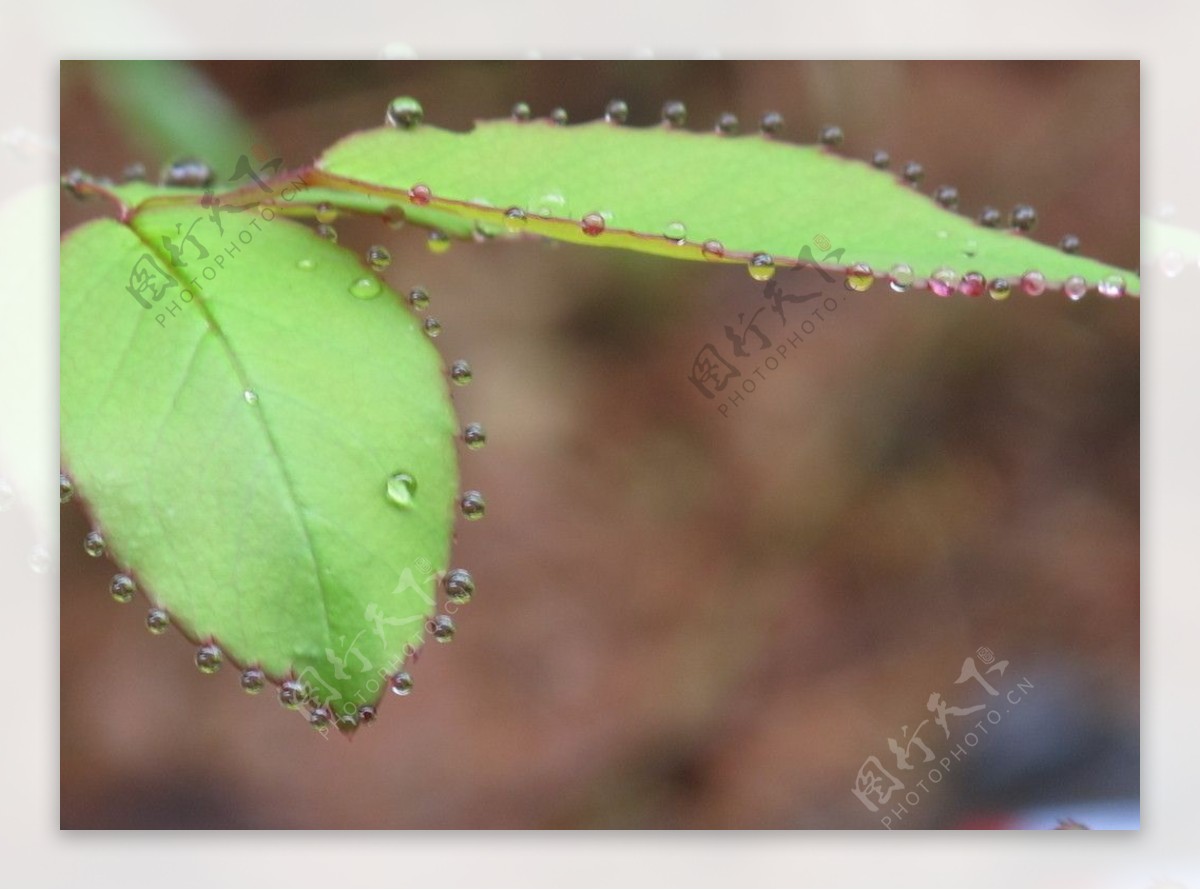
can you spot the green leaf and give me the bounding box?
[77,114,1139,296]
[315,118,1140,296]
[61,204,459,721]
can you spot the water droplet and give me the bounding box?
[1059,234,1081,254]
[902,161,924,186]
[581,213,606,236]
[844,263,875,292]
[444,568,475,603]
[871,150,891,169]
[1010,204,1038,233]
[663,221,687,245]
[195,644,222,674]
[604,99,628,124]
[661,100,686,127]
[308,706,333,729]
[1064,276,1087,300]
[929,267,960,298]
[460,490,486,520]
[296,257,316,272]
[748,253,775,282]
[1021,270,1046,296]
[383,204,406,228]
[391,671,414,696]
[110,573,135,603]
[423,317,442,338]
[988,277,1012,300]
[427,231,450,254]
[1098,274,1126,299]
[162,157,214,188]
[431,614,456,642]
[366,245,391,271]
[408,287,430,311]
[349,276,382,300]
[243,389,258,404]
[336,712,359,732]
[462,423,487,450]
[315,202,337,224]
[62,168,89,200]
[532,191,568,218]
[409,183,432,206]
[963,239,978,258]
[512,102,532,122]
[959,271,985,297]
[933,185,959,210]
[387,472,417,508]
[146,608,170,634]
[450,359,473,386]
[121,162,147,183]
[702,240,725,261]
[279,679,307,709]
[315,224,337,242]
[240,667,266,694]
[357,705,378,725]
[714,112,739,135]
[889,263,914,292]
[760,112,784,136]
[60,473,74,503]
[84,531,105,558]
[818,125,843,147]
[978,206,1002,228]
[1161,250,1185,278]
[550,107,568,126]
[504,207,527,232]
[385,96,424,129]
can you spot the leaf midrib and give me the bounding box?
[130,219,338,658]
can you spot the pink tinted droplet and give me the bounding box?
[959,271,985,297]
[1020,270,1046,296]
[701,239,725,260]
[581,212,605,237]
[409,184,432,206]
[929,267,959,298]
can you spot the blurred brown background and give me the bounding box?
[59,61,1139,829]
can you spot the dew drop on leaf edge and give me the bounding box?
[146,608,170,634]
[195,644,222,674]
[748,253,775,281]
[240,667,266,694]
[385,96,424,129]
[462,423,487,451]
[109,573,135,603]
[444,568,475,603]
[84,531,105,558]
[366,245,391,271]
[460,490,486,520]
[450,359,472,386]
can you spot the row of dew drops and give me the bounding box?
[383,95,1132,301]
[63,455,479,730]
[61,226,487,729]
